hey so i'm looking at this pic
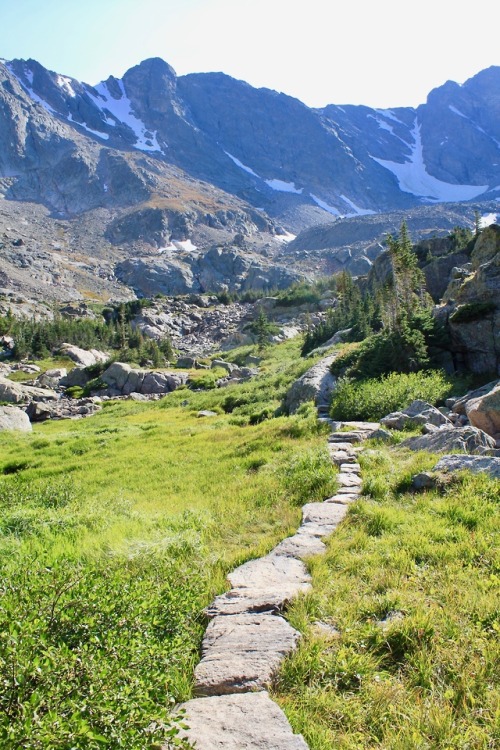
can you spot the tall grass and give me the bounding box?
[274,445,500,749]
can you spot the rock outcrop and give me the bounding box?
[381,400,452,430]
[402,426,495,454]
[284,354,337,414]
[100,362,188,396]
[59,344,109,368]
[442,225,500,375]
[0,377,58,404]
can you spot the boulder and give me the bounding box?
[0,377,58,404]
[434,454,500,479]
[464,382,500,437]
[381,400,452,430]
[59,367,90,388]
[101,362,188,396]
[36,368,67,388]
[284,354,337,414]
[402,425,495,454]
[211,359,235,374]
[59,343,109,367]
[0,405,32,432]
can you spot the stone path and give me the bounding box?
[174,419,379,749]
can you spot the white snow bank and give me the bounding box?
[480,213,498,228]
[88,79,162,152]
[265,179,303,194]
[310,193,341,216]
[224,151,260,177]
[371,119,488,201]
[340,194,376,216]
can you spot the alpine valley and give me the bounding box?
[0,56,499,305]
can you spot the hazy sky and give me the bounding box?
[0,0,498,108]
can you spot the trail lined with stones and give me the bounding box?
[175,419,380,749]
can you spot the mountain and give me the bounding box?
[0,56,499,302]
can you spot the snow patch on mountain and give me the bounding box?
[310,194,341,216]
[224,151,259,177]
[368,114,395,134]
[265,179,303,194]
[375,109,405,125]
[480,212,498,227]
[371,119,489,201]
[88,80,162,152]
[449,105,467,119]
[340,194,376,216]
[56,75,77,98]
[6,63,56,114]
[67,114,109,140]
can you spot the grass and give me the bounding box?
[273,443,500,749]
[0,339,336,749]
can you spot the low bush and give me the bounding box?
[449,301,496,324]
[330,370,455,422]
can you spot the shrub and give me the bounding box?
[330,370,454,422]
[450,301,496,324]
[65,385,85,399]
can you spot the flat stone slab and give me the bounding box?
[296,521,338,537]
[336,485,362,495]
[302,502,348,526]
[337,472,362,488]
[325,493,359,504]
[340,421,380,430]
[340,463,361,473]
[273,532,327,558]
[208,554,311,616]
[328,432,363,443]
[194,614,301,695]
[329,451,358,466]
[178,691,308,749]
[327,441,358,452]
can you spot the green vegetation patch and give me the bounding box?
[329,370,457,422]
[450,301,497,324]
[274,445,500,749]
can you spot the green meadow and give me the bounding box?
[0,341,336,748]
[0,338,498,748]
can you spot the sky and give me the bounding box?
[0,0,498,109]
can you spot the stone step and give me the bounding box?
[327,441,360,452]
[328,431,369,443]
[340,421,380,431]
[329,450,358,466]
[340,463,361,473]
[337,472,363,488]
[325,493,359,505]
[194,613,300,696]
[302,502,348,527]
[207,554,311,617]
[178,691,308,749]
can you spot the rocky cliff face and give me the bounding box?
[443,225,500,375]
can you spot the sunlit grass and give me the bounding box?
[274,444,500,749]
[0,339,336,748]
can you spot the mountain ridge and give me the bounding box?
[0,56,499,302]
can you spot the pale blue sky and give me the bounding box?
[0,0,498,108]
